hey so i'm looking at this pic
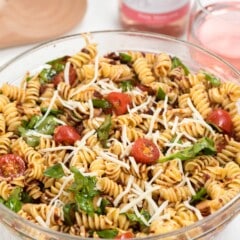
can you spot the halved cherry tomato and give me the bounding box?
[0,154,25,178]
[106,92,131,116]
[130,138,160,164]
[54,126,81,145]
[115,232,135,239]
[207,109,233,134]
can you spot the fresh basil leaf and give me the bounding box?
[5,187,22,212]
[202,71,221,87]
[47,56,67,73]
[39,68,57,84]
[26,76,33,82]
[43,163,65,179]
[41,108,63,116]
[75,193,95,215]
[92,99,111,109]
[69,167,99,215]
[156,87,166,101]
[36,115,59,135]
[126,209,150,226]
[158,137,216,163]
[18,126,40,147]
[172,56,190,75]
[63,203,77,226]
[21,191,34,203]
[119,53,132,63]
[120,80,133,92]
[27,116,41,129]
[190,188,208,205]
[96,198,110,215]
[0,197,5,204]
[96,115,112,147]
[96,229,118,239]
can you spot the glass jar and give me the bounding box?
[119,0,191,37]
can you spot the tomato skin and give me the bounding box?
[52,72,64,87]
[207,109,233,134]
[52,65,77,87]
[115,232,135,239]
[130,138,160,164]
[0,154,25,179]
[54,126,81,145]
[106,92,131,116]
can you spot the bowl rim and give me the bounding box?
[0,30,240,240]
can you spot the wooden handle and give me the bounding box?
[0,0,87,48]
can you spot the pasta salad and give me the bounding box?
[0,34,240,239]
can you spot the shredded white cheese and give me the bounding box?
[184,200,203,220]
[148,200,169,223]
[64,62,71,85]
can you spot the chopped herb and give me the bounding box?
[92,99,111,109]
[63,203,77,226]
[158,137,216,163]
[36,115,59,135]
[0,197,5,204]
[156,87,166,101]
[47,56,67,73]
[190,187,208,205]
[172,56,190,75]
[120,80,133,92]
[39,68,57,84]
[21,191,34,203]
[202,71,221,87]
[43,163,65,179]
[69,167,99,215]
[95,198,110,215]
[96,115,112,147]
[119,52,132,63]
[41,108,63,116]
[126,209,150,226]
[5,187,22,212]
[96,229,118,239]
[26,76,32,82]
[18,127,40,147]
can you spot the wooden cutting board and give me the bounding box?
[0,0,87,48]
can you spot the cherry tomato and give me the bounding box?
[69,65,77,86]
[106,92,131,115]
[115,232,135,239]
[0,154,25,179]
[52,72,64,87]
[130,138,160,164]
[207,109,233,134]
[54,126,81,145]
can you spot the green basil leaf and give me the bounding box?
[39,68,57,84]
[21,191,34,203]
[96,198,110,215]
[96,115,112,147]
[120,80,133,92]
[5,187,22,212]
[43,163,65,179]
[47,56,67,73]
[158,137,216,163]
[92,99,111,109]
[18,126,40,147]
[36,115,59,135]
[75,193,95,216]
[96,229,118,239]
[27,116,41,129]
[156,87,166,101]
[69,167,85,192]
[0,197,5,204]
[119,52,132,63]
[172,56,190,75]
[41,108,63,116]
[126,209,150,226]
[202,71,221,87]
[190,187,208,205]
[63,203,77,226]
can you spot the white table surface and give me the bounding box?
[0,0,239,239]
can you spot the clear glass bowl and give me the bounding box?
[0,30,240,240]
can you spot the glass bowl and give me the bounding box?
[0,30,240,240]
